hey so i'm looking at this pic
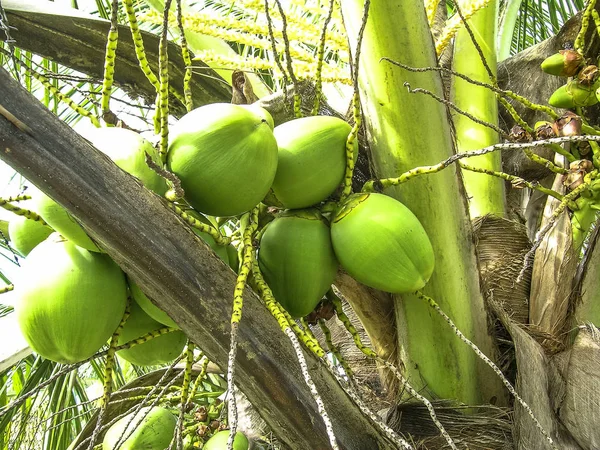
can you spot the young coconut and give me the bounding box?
[15,235,127,364]
[548,80,599,108]
[129,279,178,328]
[270,116,358,209]
[31,186,101,252]
[331,193,435,293]
[203,430,249,450]
[168,103,278,217]
[117,300,186,366]
[102,406,176,450]
[8,199,52,256]
[82,127,168,196]
[258,209,338,318]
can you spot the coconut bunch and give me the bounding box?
[11,102,436,371]
[166,102,435,319]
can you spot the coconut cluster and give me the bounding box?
[9,102,435,448]
[167,103,434,319]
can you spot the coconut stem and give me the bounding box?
[108,354,193,450]
[519,174,596,282]
[175,0,193,112]
[362,135,600,192]
[225,209,258,449]
[0,197,48,225]
[100,0,119,121]
[187,353,208,408]
[122,0,160,92]
[251,261,325,357]
[575,0,597,53]
[284,326,339,450]
[459,161,565,200]
[417,291,557,450]
[158,0,173,163]
[167,203,230,246]
[323,358,413,449]
[171,341,195,450]
[0,284,13,294]
[311,0,336,116]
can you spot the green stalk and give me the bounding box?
[340,0,505,405]
[452,0,505,218]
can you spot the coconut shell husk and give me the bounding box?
[494,309,582,449]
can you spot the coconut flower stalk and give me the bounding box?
[451,0,506,218]
[340,0,505,404]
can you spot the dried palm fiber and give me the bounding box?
[473,215,531,380]
[494,307,583,449]
[381,400,513,450]
[549,325,600,449]
[310,281,396,411]
[473,215,531,324]
[529,156,577,353]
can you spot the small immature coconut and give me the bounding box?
[541,50,583,77]
[271,116,358,209]
[203,430,249,450]
[15,235,127,363]
[83,127,168,195]
[549,80,598,108]
[117,300,186,366]
[168,103,278,217]
[258,209,338,318]
[102,406,176,450]
[331,193,435,293]
[8,200,52,256]
[31,187,101,252]
[129,279,178,328]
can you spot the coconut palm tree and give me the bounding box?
[0,0,598,448]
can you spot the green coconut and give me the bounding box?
[15,236,127,363]
[8,199,53,256]
[30,186,101,252]
[271,116,358,209]
[102,406,176,450]
[549,81,598,108]
[203,430,249,450]
[167,103,278,217]
[83,127,168,196]
[129,279,178,328]
[117,300,186,366]
[258,209,338,318]
[541,50,583,77]
[226,243,240,272]
[186,211,230,263]
[331,193,435,293]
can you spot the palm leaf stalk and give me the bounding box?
[339,0,505,404]
[451,0,506,218]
